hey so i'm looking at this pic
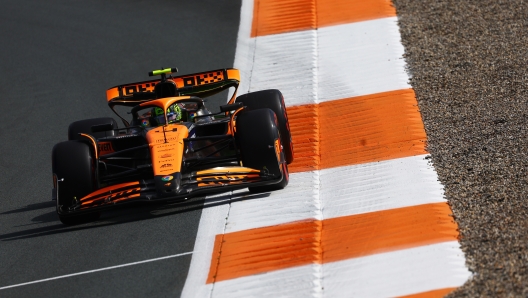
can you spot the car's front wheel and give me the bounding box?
[52,141,99,225]
[235,108,289,193]
[236,89,294,164]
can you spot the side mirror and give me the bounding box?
[91,123,114,133]
[220,102,243,112]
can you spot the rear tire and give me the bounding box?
[52,141,99,225]
[68,117,118,141]
[236,89,294,164]
[236,108,289,193]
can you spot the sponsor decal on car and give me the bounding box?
[162,175,173,182]
[181,71,224,87]
[274,138,281,163]
[123,82,156,96]
[98,142,114,155]
[158,159,175,163]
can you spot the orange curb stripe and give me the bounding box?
[251,0,316,37]
[287,89,428,173]
[317,0,396,28]
[206,202,458,283]
[396,287,457,298]
[251,0,396,37]
[286,104,320,172]
[322,203,457,263]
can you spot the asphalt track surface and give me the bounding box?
[0,1,241,297]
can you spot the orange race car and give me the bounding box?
[51,68,293,225]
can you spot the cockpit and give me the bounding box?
[131,97,211,129]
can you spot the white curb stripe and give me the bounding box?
[206,242,469,298]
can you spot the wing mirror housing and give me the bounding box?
[220,102,243,112]
[91,123,114,133]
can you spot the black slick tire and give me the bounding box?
[236,89,294,164]
[236,108,289,193]
[52,141,99,225]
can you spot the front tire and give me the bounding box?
[236,108,289,193]
[52,141,99,224]
[236,89,294,164]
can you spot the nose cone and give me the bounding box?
[155,173,182,198]
[146,124,189,175]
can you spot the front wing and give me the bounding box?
[56,166,283,216]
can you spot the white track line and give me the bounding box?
[0,251,193,291]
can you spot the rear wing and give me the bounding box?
[106,68,241,107]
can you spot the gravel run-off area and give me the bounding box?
[391,0,528,296]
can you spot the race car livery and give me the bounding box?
[52,67,293,224]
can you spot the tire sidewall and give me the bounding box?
[236,108,288,192]
[52,141,95,213]
[236,89,294,164]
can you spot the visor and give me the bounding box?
[153,114,166,125]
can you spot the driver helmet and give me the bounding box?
[152,104,182,125]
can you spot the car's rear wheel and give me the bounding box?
[236,108,289,193]
[52,141,99,225]
[68,117,118,141]
[236,89,294,164]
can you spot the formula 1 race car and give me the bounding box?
[52,67,293,224]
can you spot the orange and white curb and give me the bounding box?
[182,0,471,297]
